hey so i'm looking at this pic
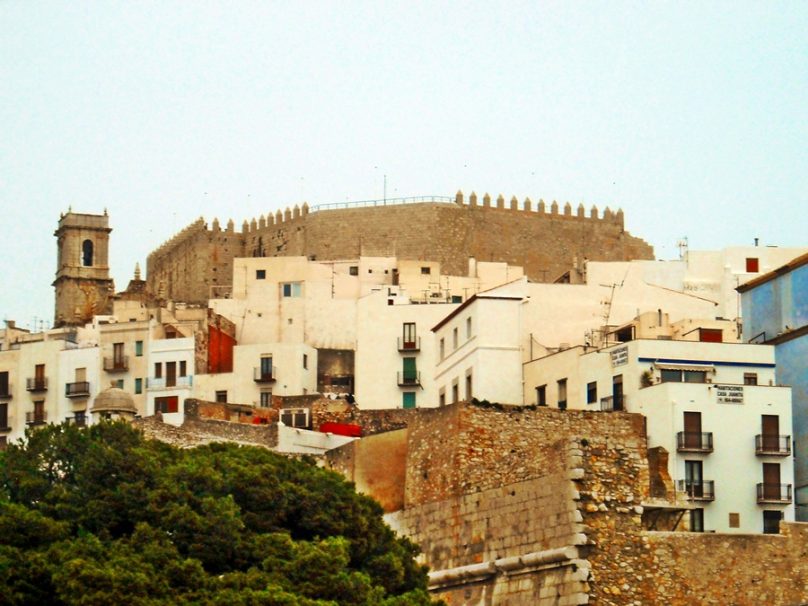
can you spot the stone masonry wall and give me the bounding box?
[146,196,654,304]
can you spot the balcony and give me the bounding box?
[676,431,714,453]
[25,411,48,426]
[26,377,48,392]
[757,483,792,504]
[599,395,626,412]
[397,371,421,387]
[104,356,129,372]
[397,337,421,352]
[254,367,277,383]
[65,381,90,398]
[755,434,791,457]
[65,415,87,428]
[147,376,193,390]
[676,479,715,502]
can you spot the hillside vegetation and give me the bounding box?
[0,422,438,605]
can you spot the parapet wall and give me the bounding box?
[145,193,654,304]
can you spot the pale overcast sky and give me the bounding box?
[1,2,806,329]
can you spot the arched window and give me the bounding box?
[82,239,93,266]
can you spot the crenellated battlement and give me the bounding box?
[146,190,652,304]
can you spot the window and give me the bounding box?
[256,269,266,280]
[135,340,143,357]
[402,392,416,409]
[402,322,417,349]
[134,378,143,394]
[260,356,273,380]
[536,385,547,406]
[451,295,462,303]
[179,361,187,377]
[215,391,227,403]
[453,327,458,349]
[115,379,124,389]
[728,513,740,528]
[452,381,459,404]
[0,371,8,397]
[260,391,272,408]
[349,266,358,276]
[557,379,567,410]
[156,396,179,413]
[74,411,86,427]
[113,342,125,364]
[587,382,597,404]
[465,370,473,400]
[280,408,309,428]
[466,317,472,338]
[303,354,308,370]
[33,401,45,423]
[82,239,93,266]
[420,266,431,275]
[685,460,704,497]
[439,388,446,407]
[439,338,445,360]
[0,436,6,451]
[690,508,704,532]
[0,403,8,429]
[154,362,162,379]
[746,257,759,273]
[744,373,758,386]
[281,282,302,297]
[661,369,706,383]
[402,358,417,384]
[684,370,706,383]
[166,361,176,387]
[763,510,783,534]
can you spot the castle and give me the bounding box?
[146,192,654,304]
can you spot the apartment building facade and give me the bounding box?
[522,336,793,534]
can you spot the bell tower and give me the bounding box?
[53,210,115,327]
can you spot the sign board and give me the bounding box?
[715,384,744,404]
[610,346,629,367]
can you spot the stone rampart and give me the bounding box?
[146,193,654,304]
[338,402,808,605]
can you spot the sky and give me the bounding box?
[1,1,806,330]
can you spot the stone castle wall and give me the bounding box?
[340,402,808,605]
[146,194,654,304]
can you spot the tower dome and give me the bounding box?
[91,382,137,420]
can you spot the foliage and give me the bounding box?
[0,422,439,605]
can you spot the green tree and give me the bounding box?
[0,422,440,605]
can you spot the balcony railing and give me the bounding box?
[397,337,421,352]
[397,371,421,387]
[65,381,90,398]
[599,395,625,412]
[26,377,48,392]
[0,386,11,399]
[104,356,129,372]
[254,367,277,383]
[755,434,791,457]
[25,411,48,425]
[676,479,715,501]
[757,483,792,504]
[147,376,193,390]
[676,431,714,453]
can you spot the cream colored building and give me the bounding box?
[194,342,318,407]
[522,335,794,534]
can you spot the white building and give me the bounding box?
[523,335,794,534]
[146,336,195,423]
[432,294,524,406]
